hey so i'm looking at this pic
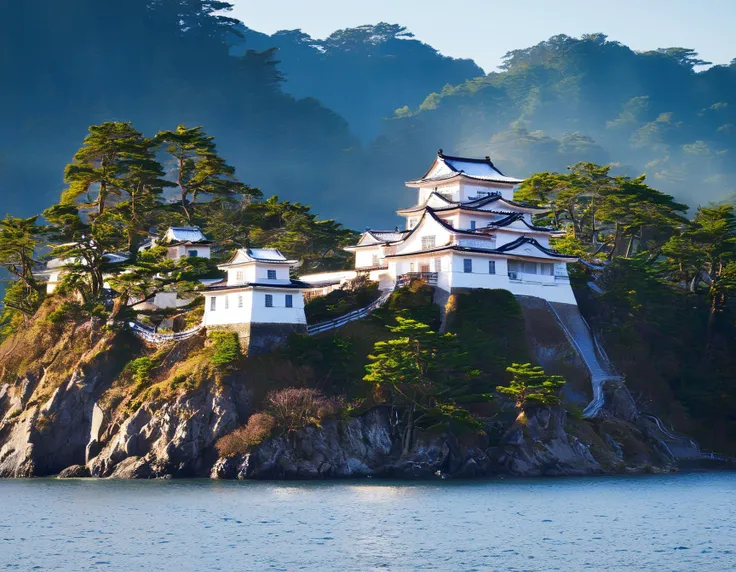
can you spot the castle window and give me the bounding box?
[489,260,496,274]
[236,271,244,282]
[267,269,277,280]
[188,250,198,258]
[285,294,293,308]
[421,235,436,250]
[265,294,273,307]
[540,263,554,276]
[224,296,229,310]
[463,258,472,273]
[407,217,418,229]
[372,254,380,267]
[434,257,442,272]
[470,221,476,230]
[210,297,216,311]
[523,262,538,275]
[238,295,243,308]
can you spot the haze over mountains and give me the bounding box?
[2,1,735,228]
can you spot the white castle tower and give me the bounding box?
[345,150,578,304]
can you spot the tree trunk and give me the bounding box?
[625,234,636,258]
[109,290,130,322]
[402,405,415,456]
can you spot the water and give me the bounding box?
[1,472,734,571]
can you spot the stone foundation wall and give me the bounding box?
[207,322,306,356]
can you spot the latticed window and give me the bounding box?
[236,271,244,282]
[540,263,554,276]
[210,297,216,311]
[489,260,496,274]
[224,296,229,310]
[421,235,436,250]
[372,254,380,267]
[267,269,277,280]
[265,294,273,307]
[237,295,243,308]
[285,294,293,308]
[463,258,472,273]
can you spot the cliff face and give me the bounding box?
[212,387,674,481]
[0,300,686,480]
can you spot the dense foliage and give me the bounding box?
[231,23,482,141]
[0,121,355,336]
[497,363,566,412]
[519,159,736,452]
[378,34,736,215]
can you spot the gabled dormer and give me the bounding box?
[139,226,213,259]
[405,150,524,204]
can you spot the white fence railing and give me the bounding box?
[307,290,393,336]
[128,321,204,344]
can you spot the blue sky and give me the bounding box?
[228,0,735,71]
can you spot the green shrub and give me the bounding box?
[305,278,380,323]
[446,289,528,381]
[209,331,242,367]
[126,357,156,386]
[46,302,81,324]
[383,280,440,330]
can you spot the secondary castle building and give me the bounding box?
[203,248,309,353]
[344,150,578,304]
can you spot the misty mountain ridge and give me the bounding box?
[1,2,735,229]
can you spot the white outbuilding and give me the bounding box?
[203,248,309,353]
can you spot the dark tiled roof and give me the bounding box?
[207,280,310,292]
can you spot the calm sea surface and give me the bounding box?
[0,472,734,571]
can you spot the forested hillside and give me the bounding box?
[2,4,736,227]
[230,23,483,141]
[0,0,357,222]
[378,34,736,212]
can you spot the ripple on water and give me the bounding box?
[0,472,734,570]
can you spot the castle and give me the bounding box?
[341,150,578,304]
[36,150,579,351]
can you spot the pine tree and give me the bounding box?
[156,125,259,220]
[497,363,566,413]
[364,317,486,452]
[62,122,153,216]
[0,215,43,316]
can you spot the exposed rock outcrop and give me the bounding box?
[89,381,249,478]
[212,404,671,480]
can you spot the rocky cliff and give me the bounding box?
[212,384,674,480]
[0,298,690,480]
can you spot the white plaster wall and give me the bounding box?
[445,253,576,304]
[299,270,358,284]
[227,263,291,285]
[168,245,210,260]
[250,290,306,324]
[203,291,253,326]
[355,247,383,268]
[396,215,453,255]
[454,212,499,230]
[436,215,458,228]
[254,264,291,283]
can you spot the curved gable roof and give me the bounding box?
[408,150,524,185]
